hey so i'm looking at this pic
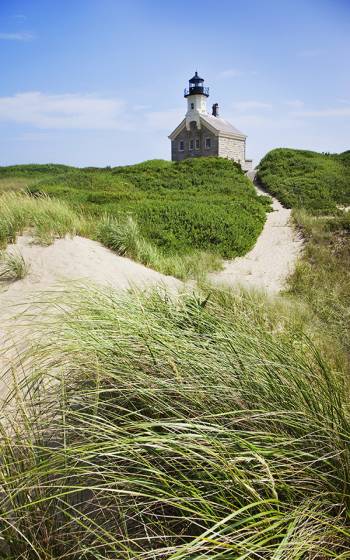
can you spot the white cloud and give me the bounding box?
[284,100,304,108]
[13,14,27,20]
[0,92,133,130]
[0,31,34,41]
[293,107,350,118]
[133,104,151,111]
[145,108,183,131]
[232,101,273,112]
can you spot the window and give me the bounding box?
[190,102,194,110]
[189,139,194,150]
[195,138,200,150]
[178,140,184,152]
[205,137,212,149]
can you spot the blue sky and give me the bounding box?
[0,0,349,167]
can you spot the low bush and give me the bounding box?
[258,148,350,213]
[0,158,270,278]
[96,214,222,280]
[256,148,350,359]
[23,157,270,259]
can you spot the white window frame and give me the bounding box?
[205,137,212,150]
[195,138,200,150]
[178,140,185,152]
[189,139,194,151]
[190,102,194,110]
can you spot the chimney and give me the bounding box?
[212,103,219,117]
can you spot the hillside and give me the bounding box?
[0,158,270,279]
[258,148,350,213]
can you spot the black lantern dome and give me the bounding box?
[184,71,209,98]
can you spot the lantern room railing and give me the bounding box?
[184,86,209,97]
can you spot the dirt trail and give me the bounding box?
[209,172,303,293]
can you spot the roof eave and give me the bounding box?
[168,118,186,140]
[218,132,247,140]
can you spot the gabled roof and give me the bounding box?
[201,115,246,139]
[168,118,186,140]
[168,115,246,141]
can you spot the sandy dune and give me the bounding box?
[209,174,303,293]
[0,235,181,398]
[1,234,180,303]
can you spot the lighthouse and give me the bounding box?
[168,72,252,171]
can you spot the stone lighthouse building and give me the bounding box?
[168,72,252,171]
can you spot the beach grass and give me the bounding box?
[1,284,350,558]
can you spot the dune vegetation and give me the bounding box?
[2,285,350,558]
[258,149,350,357]
[0,149,349,557]
[0,191,82,248]
[0,158,270,278]
[258,148,350,213]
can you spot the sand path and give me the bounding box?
[209,172,303,293]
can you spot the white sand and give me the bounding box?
[209,173,303,293]
[0,235,181,397]
[0,234,180,303]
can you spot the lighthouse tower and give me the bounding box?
[168,71,252,171]
[184,71,209,130]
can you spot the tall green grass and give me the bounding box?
[96,214,222,280]
[1,285,350,557]
[0,250,29,280]
[0,191,82,248]
[286,208,350,356]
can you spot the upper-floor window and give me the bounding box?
[205,137,212,149]
[178,140,184,152]
[189,139,194,150]
[190,102,194,110]
[195,138,200,150]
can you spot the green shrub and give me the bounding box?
[23,157,270,261]
[258,148,350,213]
[0,157,270,278]
[96,214,222,280]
